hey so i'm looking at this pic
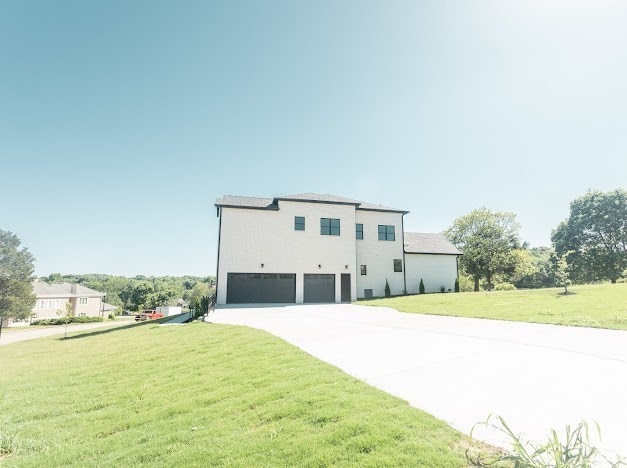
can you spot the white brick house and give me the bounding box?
[215,193,461,305]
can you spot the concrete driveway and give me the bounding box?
[212,304,627,456]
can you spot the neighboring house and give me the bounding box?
[215,193,461,305]
[30,282,106,321]
[102,303,118,316]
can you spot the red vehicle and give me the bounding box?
[134,310,164,322]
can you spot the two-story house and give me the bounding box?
[31,281,106,321]
[215,193,461,305]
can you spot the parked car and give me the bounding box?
[134,310,164,322]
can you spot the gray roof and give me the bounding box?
[403,232,462,255]
[102,303,118,312]
[216,193,407,213]
[33,281,105,298]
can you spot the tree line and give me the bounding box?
[446,188,626,292]
[42,273,216,312]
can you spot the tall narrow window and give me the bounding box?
[360,265,367,275]
[356,223,363,239]
[321,218,340,236]
[394,259,403,272]
[378,225,395,241]
[295,216,305,231]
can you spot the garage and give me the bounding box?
[304,274,335,303]
[226,273,296,304]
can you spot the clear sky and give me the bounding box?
[1,0,626,277]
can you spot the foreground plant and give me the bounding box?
[468,415,626,467]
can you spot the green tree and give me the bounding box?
[512,247,555,289]
[56,302,74,339]
[552,189,627,284]
[551,252,571,294]
[419,278,425,294]
[0,230,36,329]
[445,208,522,291]
[384,279,391,298]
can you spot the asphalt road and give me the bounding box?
[212,303,627,456]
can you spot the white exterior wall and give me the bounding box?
[217,200,357,304]
[405,254,458,294]
[31,297,72,320]
[355,210,405,298]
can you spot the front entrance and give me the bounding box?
[304,274,335,303]
[341,274,351,302]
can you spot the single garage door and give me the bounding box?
[227,273,296,304]
[304,274,335,303]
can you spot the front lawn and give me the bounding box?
[362,283,627,330]
[0,322,496,466]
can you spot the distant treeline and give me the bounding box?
[41,273,216,312]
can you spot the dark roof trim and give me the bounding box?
[216,204,279,211]
[357,207,410,215]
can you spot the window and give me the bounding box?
[54,300,60,309]
[320,218,340,236]
[378,225,395,241]
[47,300,53,309]
[360,265,367,275]
[356,223,363,239]
[39,300,45,309]
[79,297,88,305]
[79,312,86,317]
[394,259,403,272]
[295,216,305,231]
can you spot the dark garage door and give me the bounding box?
[227,273,296,304]
[304,274,335,303]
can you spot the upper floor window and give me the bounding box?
[321,218,340,236]
[394,259,403,272]
[295,216,305,231]
[356,223,363,239]
[378,225,395,241]
[79,297,88,305]
[360,265,367,275]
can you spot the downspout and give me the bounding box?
[215,206,223,305]
[401,213,407,295]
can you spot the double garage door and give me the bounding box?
[226,273,336,304]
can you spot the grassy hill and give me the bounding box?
[0,322,496,467]
[363,283,627,330]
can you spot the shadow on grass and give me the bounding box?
[59,317,171,341]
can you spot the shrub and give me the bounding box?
[454,278,460,292]
[439,285,446,293]
[384,280,391,298]
[32,316,103,326]
[419,278,425,294]
[494,282,517,291]
[108,313,116,320]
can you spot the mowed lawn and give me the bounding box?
[0,322,496,467]
[363,283,627,330]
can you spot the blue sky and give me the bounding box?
[1,0,626,277]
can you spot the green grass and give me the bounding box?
[0,322,496,467]
[363,283,627,330]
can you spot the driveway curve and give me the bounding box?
[212,304,627,456]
